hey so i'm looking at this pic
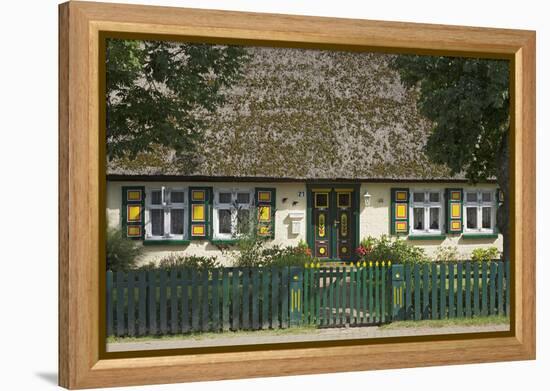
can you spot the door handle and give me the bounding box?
[333,220,340,227]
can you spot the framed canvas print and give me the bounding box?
[58,1,536,389]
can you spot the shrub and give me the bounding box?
[356,235,427,265]
[471,247,501,263]
[153,254,222,270]
[106,227,142,271]
[434,245,460,262]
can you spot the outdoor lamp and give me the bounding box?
[363,191,371,206]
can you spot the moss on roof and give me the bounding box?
[108,46,460,180]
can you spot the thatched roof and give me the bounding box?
[107,45,463,181]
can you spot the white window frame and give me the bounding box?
[213,188,254,239]
[145,186,187,240]
[463,189,496,233]
[409,189,444,235]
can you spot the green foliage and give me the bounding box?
[434,245,460,262]
[106,228,142,271]
[139,254,221,271]
[471,247,501,263]
[390,55,509,184]
[106,39,249,162]
[356,235,427,265]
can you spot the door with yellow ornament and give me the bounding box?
[310,187,357,261]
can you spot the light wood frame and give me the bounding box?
[59,1,536,389]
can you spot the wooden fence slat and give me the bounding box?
[201,269,209,331]
[116,271,125,336]
[422,264,429,319]
[311,268,317,325]
[262,267,270,329]
[465,262,472,318]
[181,268,190,333]
[348,266,354,325]
[271,267,279,329]
[368,265,374,323]
[355,262,363,324]
[473,262,480,316]
[405,264,411,320]
[169,269,178,334]
[148,270,157,335]
[106,271,113,337]
[222,268,230,331]
[334,267,341,325]
[375,263,380,323]
[439,263,446,319]
[362,266,368,324]
[242,268,250,330]
[448,263,455,319]
[232,268,240,331]
[490,262,497,316]
[497,261,505,316]
[252,268,259,330]
[304,267,310,325]
[457,263,463,318]
[381,263,387,323]
[138,271,147,336]
[212,269,220,332]
[414,264,420,321]
[431,263,438,320]
[159,270,168,334]
[127,271,135,336]
[481,262,488,316]
[191,269,199,331]
[281,267,289,328]
[342,267,348,324]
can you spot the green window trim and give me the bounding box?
[143,239,191,246]
[121,186,145,240]
[407,234,447,241]
[390,188,409,235]
[255,187,276,239]
[462,233,499,239]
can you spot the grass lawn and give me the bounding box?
[379,315,509,330]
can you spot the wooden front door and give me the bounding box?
[310,187,357,261]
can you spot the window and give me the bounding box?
[410,190,443,234]
[464,190,496,232]
[145,187,187,240]
[213,189,253,239]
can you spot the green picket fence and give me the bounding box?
[106,267,294,337]
[393,260,510,321]
[302,263,391,327]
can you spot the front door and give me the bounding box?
[310,186,357,261]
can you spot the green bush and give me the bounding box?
[151,254,222,270]
[356,235,427,265]
[434,245,460,262]
[471,247,501,263]
[106,227,142,271]
[232,234,314,267]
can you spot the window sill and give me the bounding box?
[408,234,446,241]
[462,233,499,239]
[143,239,190,246]
[211,239,239,246]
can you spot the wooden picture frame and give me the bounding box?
[59,1,535,388]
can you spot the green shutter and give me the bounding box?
[121,186,145,240]
[390,188,409,235]
[495,187,503,233]
[189,187,212,240]
[446,188,463,234]
[255,188,276,239]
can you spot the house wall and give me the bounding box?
[107,180,503,266]
[358,182,503,259]
[107,181,308,266]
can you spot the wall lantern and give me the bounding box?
[363,191,372,206]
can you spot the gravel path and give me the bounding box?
[107,324,509,352]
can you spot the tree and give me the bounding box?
[106,39,248,162]
[390,55,510,261]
